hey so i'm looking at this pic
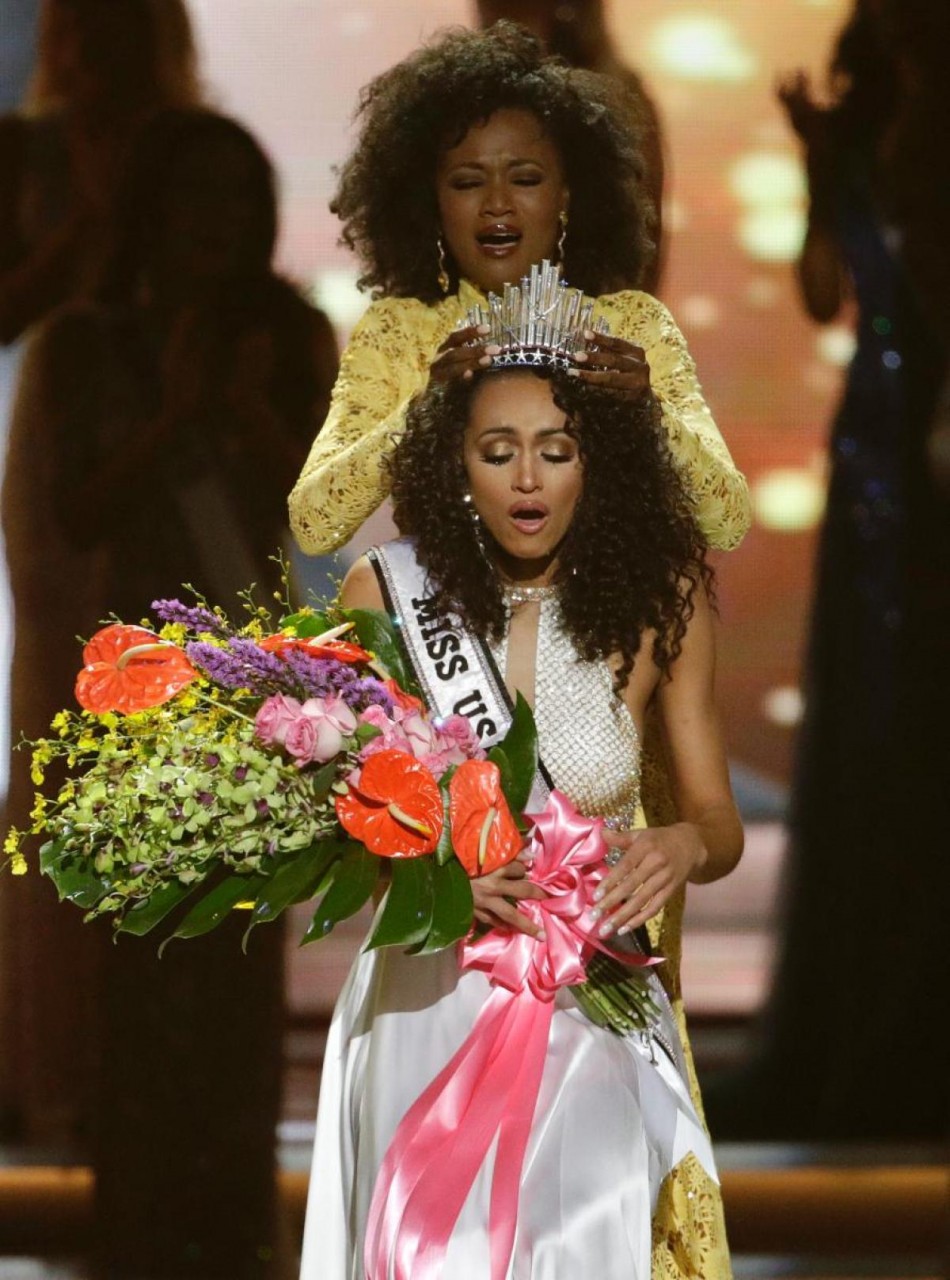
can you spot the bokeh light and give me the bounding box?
[646,14,757,83]
[752,466,827,532]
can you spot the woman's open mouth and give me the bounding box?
[508,502,548,534]
[476,224,522,257]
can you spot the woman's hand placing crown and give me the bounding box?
[570,331,651,400]
[429,325,501,383]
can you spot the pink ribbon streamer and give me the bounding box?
[363,790,662,1280]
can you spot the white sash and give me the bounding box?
[369,538,552,812]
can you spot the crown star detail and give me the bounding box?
[465,260,609,371]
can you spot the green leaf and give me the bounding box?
[344,607,419,695]
[487,745,514,808]
[301,843,378,944]
[243,840,346,946]
[497,693,538,814]
[306,760,338,807]
[53,860,111,909]
[365,857,434,951]
[117,879,199,937]
[39,837,67,875]
[40,839,111,909]
[279,610,332,637]
[161,872,268,950]
[415,857,473,954]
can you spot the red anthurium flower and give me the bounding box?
[383,678,425,716]
[75,624,197,714]
[449,760,522,878]
[259,630,371,665]
[336,749,444,857]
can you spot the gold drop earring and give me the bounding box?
[556,210,568,264]
[437,235,451,296]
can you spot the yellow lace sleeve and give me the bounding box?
[595,291,751,551]
[288,296,455,554]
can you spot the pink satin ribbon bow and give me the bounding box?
[363,790,660,1280]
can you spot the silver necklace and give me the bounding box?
[502,582,559,608]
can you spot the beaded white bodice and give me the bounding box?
[488,592,642,831]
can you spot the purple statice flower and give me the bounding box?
[338,676,395,715]
[186,637,291,694]
[185,641,251,690]
[353,678,395,714]
[185,630,396,710]
[152,599,229,637]
[280,650,358,700]
[226,638,292,692]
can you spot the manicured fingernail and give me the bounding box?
[617,924,632,937]
[589,906,602,921]
[566,368,580,378]
[584,329,595,339]
[598,921,613,938]
[485,344,501,355]
[592,887,604,903]
[536,930,546,942]
[573,351,588,362]
[478,355,492,365]
[477,324,491,334]
[463,369,473,379]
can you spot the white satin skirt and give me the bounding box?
[301,940,716,1280]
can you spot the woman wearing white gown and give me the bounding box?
[302,354,743,1278]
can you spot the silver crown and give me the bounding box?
[465,260,609,371]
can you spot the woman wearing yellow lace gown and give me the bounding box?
[290,24,749,1276]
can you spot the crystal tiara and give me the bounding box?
[464,259,609,371]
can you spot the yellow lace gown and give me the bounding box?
[291,283,743,1277]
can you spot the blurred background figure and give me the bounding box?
[1,105,337,1276]
[0,0,202,846]
[474,1,666,293]
[708,0,949,1142]
[0,0,201,347]
[0,0,204,1146]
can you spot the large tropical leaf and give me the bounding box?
[40,839,110,910]
[279,610,332,637]
[161,871,268,950]
[497,692,538,814]
[117,879,199,937]
[344,608,419,695]
[364,857,435,951]
[415,857,473,954]
[242,840,346,946]
[302,843,378,944]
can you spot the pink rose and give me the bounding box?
[359,705,393,733]
[285,695,358,766]
[418,715,487,779]
[284,713,319,765]
[435,715,485,763]
[255,694,303,747]
[358,704,415,763]
[359,725,413,764]
[399,710,439,760]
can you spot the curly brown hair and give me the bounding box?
[389,369,712,688]
[332,22,652,301]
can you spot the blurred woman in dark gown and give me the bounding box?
[0,0,203,1146]
[2,108,337,1275]
[710,0,949,1141]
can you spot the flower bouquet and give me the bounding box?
[3,591,540,955]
